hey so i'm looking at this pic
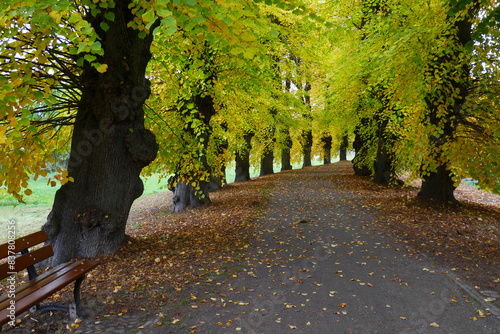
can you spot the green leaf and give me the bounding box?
[100,22,110,31]
[142,9,156,24]
[84,54,97,62]
[156,8,172,18]
[104,12,115,22]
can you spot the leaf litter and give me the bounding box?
[2,162,499,332]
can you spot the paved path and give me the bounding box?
[75,164,499,333]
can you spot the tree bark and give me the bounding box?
[373,118,398,184]
[42,2,159,265]
[234,132,253,182]
[281,148,292,171]
[208,135,228,192]
[260,121,275,176]
[352,120,372,176]
[301,130,312,168]
[171,178,210,212]
[419,163,456,202]
[208,167,226,192]
[260,149,274,176]
[321,134,332,164]
[281,129,293,171]
[339,133,348,161]
[301,81,312,168]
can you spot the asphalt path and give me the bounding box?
[173,164,500,333]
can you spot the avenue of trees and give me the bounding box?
[1,0,499,263]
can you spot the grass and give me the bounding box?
[0,174,170,243]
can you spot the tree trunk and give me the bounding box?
[208,135,228,192]
[260,149,274,176]
[373,118,398,184]
[301,130,312,168]
[172,179,210,212]
[321,134,332,164]
[418,2,478,202]
[339,133,348,161]
[208,166,226,192]
[172,91,215,211]
[419,163,456,202]
[301,80,313,168]
[234,132,253,182]
[281,129,293,171]
[352,120,372,176]
[42,2,159,265]
[281,149,292,171]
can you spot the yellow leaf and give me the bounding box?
[430,322,439,327]
[49,11,62,24]
[96,64,108,73]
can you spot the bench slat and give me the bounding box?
[0,262,74,308]
[0,245,54,281]
[0,260,99,326]
[0,231,48,260]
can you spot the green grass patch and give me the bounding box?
[0,175,170,243]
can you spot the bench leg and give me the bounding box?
[74,276,87,319]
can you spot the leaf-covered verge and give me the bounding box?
[1,162,499,332]
[334,162,500,302]
[0,174,276,333]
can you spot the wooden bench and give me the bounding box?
[0,231,100,329]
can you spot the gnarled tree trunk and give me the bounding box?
[42,2,158,265]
